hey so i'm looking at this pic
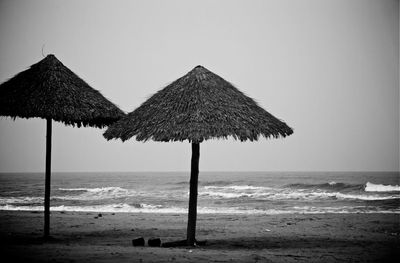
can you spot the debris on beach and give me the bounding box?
[132,237,145,246]
[148,238,161,247]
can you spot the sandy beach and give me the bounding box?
[0,211,398,262]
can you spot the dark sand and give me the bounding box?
[0,211,398,262]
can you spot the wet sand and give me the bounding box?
[0,211,398,262]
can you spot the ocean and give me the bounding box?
[0,172,399,214]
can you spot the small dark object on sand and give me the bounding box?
[132,237,145,246]
[148,238,161,247]
[98,213,102,217]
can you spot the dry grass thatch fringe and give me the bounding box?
[0,54,125,128]
[104,65,293,143]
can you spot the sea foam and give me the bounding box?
[364,182,400,192]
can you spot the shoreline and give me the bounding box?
[2,207,400,214]
[1,210,398,262]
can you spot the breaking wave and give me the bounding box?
[364,182,400,192]
[57,187,136,200]
[199,183,400,201]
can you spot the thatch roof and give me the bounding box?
[104,65,293,142]
[0,54,125,128]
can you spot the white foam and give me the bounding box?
[1,204,398,214]
[204,185,269,191]
[59,187,131,194]
[0,203,185,213]
[277,191,399,201]
[201,185,275,199]
[334,192,398,200]
[365,182,400,192]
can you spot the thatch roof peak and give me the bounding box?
[0,55,125,128]
[41,54,59,64]
[192,65,208,73]
[104,66,293,143]
[44,54,56,59]
[186,65,211,82]
[31,54,72,72]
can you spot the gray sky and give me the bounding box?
[0,0,398,172]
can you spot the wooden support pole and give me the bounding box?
[186,142,200,246]
[44,118,52,238]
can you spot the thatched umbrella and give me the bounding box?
[104,65,293,246]
[0,54,125,238]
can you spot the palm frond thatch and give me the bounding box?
[0,54,125,127]
[104,65,293,142]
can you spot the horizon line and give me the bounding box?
[0,170,398,174]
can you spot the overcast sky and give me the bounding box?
[0,0,398,172]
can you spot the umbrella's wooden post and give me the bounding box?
[187,142,200,246]
[44,118,52,238]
